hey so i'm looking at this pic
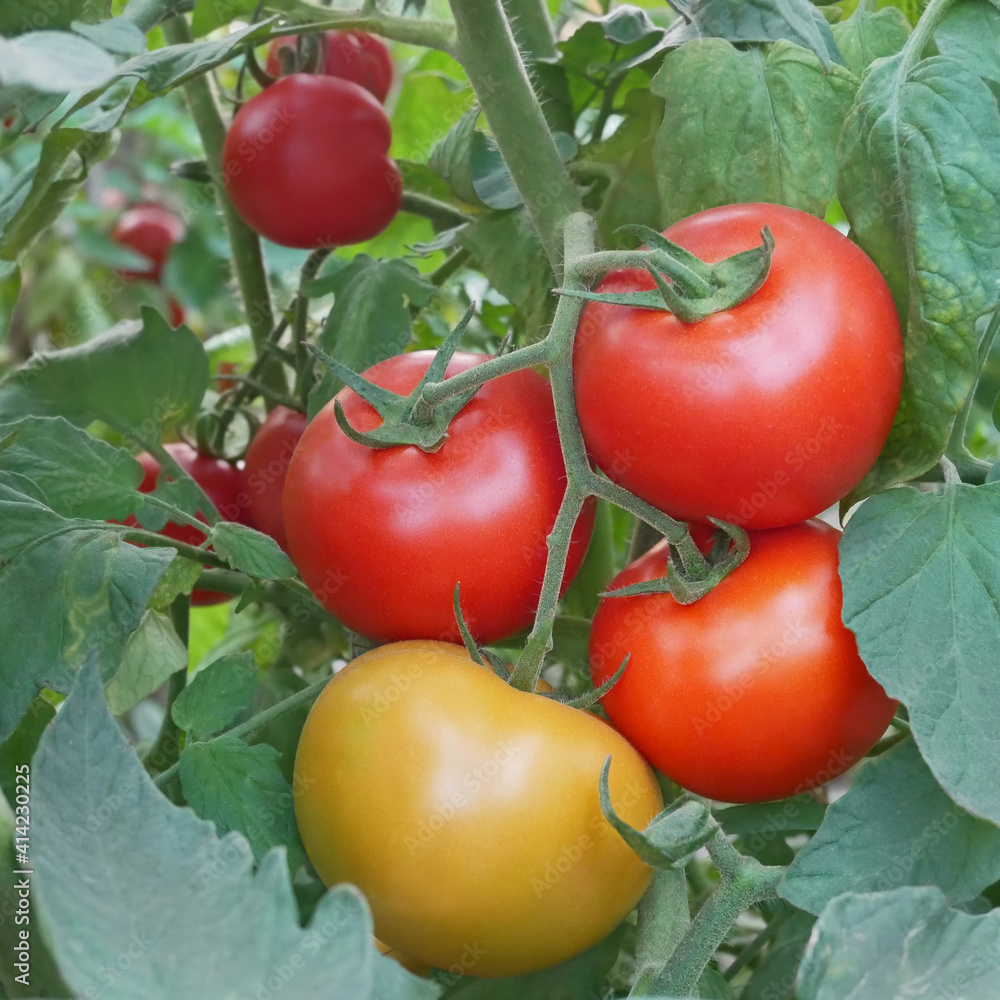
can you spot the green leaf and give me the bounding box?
[458,211,555,337]
[31,660,438,1000]
[71,16,147,55]
[0,477,176,742]
[147,554,203,610]
[172,651,258,735]
[0,261,19,341]
[192,0,259,36]
[840,484,1000,824]
[210,522,297,579]
[741,910,814,1000]
[0,696,54,803]
[0,0,107,35]
[429,107,481,206]
[838,51,1000,497]
[663,0,846,70]
[935,0,1000,85]
[0,30,115,92]
[798,886,1000,998]
[0,307,208,439]
[716,796,827,838]
[309,256,435,418]
[652,39,856,226]
[781,739,1000,914]
[830,0,911,77]
[438,921,627,998]
[104,609,186,715]
[179,735,304,869]
[0,416,144,519]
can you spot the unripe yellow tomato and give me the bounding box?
[294,640,662,977]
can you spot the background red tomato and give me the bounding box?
[222,75,401,249]
[111,205,186,280]
[244,405,308,552]
[128,442,252,606]
[266,30,393,103]
[589,520,897,803]
[573,203,903,529]
[283,352,596,644]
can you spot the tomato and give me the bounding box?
[294,640,662,976]
[167,298,185,328]
[266,30,392,103]
[244,405,308,551]
[222,75,401,249]
[283,351,596,644]
[127,442,252,606]
[111,205,186,280]
[573,203,903,529]
[589,520,898,803]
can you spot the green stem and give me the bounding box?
[400,191,473,229]
[429,247,471,288]
[419,339,549,406]
[122,528,227,569]
[143,598,189,777]
[631,869,691,995]
[161,16,283,399]
[193,568,252,595]
[262,2,457,52]
[293,247,332,405]
[647,831,784,996]
[501,0,557,61]
[899,0,959,76]
[153,674,330,789]
[448,0,581,275]
[137,493,213,534]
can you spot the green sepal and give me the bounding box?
[309,305,480,453]
[452,582,485,665]
[539,653,629,709]
[559,227,775,323]
[480,648,514,682]
[600,757,717,867]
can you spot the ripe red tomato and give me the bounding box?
[589,520,898,803]
[266,30,393,103]
[283,351,596,644]
[222,75,401,249]
[244,405,308,552]
[128,442,252,606]
[111,205,186,280]
[167,298,184,328]
[573,203,903,529]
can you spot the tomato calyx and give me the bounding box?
[562,224,775,323]
[306,306,479,452]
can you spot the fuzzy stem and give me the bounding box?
[400,191,473,229]
[501,0,557,61]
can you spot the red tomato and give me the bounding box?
[127,442,252,606]
[244,405,308,552]
[266,30,393,103]
[111,205,186,280]
[589,520,897,803]
[222,75,401,249]
[167,298,185,328]
[573,203,903,529]
[283,352,596,644]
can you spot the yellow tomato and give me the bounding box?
[294,640,662,977]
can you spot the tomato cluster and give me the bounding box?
[223,31,401,249]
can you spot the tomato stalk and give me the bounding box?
[500,0,557,62]
[142,596,189,782]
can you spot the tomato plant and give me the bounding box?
[293,640,662,976]
[574,203,904,529]
[111,204,186,280]
[222,75,401,249]
[283,351,596,644]
[265,30,393,102]
[590,521,898,803]
[243,405,308,551]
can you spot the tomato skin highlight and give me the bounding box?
[573,203,903,529]
[283,351,595,644]
[589,520,898,803]
[111,205,185,280]
[266,30,393,103]
[243,406,307,552]
[293,640,662,976]
[127,442,252,606]
[222,75,401,249]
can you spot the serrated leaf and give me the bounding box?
[0,416,144,519]
[172,652,258,735]
[72,16,147,55]
[840,484,1000,824]
[838,52,1000,497]
[935,0,1000,85]
[0,477,175,742]
[147,554,203,610]
[429,107,481,205]
[830,0,910,77]
[781,739,1000,914]
[192,0,258,36]
[105,609,186,716]
[0,30,116,92]
[210,522,296,579]
[663,0,845,70]
[32,660,438,999]
[470,130,576,211]
[0,0,107,36]
[309,256,434,418]
[652,39,856,225]
[741,910,814,1000]
[0,308,208,439]
[798,887,1000,998]
[179,736,304,869]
